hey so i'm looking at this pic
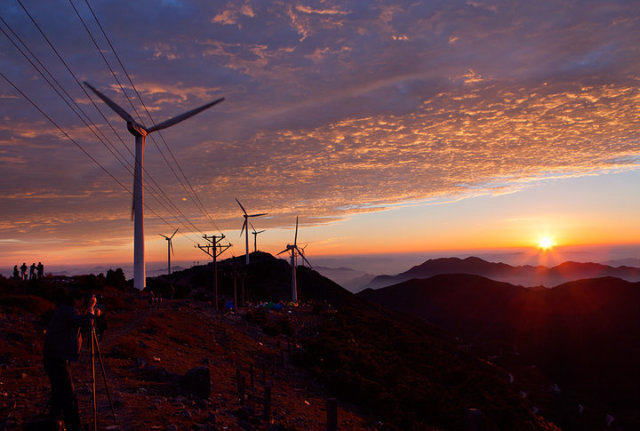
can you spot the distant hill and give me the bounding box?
[313,265,376,293]
[605,257,640,267]
[359,274,640,429]
[364,256,640,289]
[150,251,352,306]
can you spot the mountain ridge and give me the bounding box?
[364,256,640,289]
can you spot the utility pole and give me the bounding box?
[197,234,231,311]
[227,258,247,311]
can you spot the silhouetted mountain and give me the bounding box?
[605,257,640,268]
[0,254,556,430]
[364,256,640,289]
[149,251,352,306]
[359,274,640,429]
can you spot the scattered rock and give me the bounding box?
[136,357,148,369]
[606,414,615,427]
[6,331,24,343]
[237,418,254,430]
[108,347,129,359]
[175,408,192,418]
[232,406,250,421]
[180,366,211,399]
[197,398,211,409]
[173,395,188,404]
[0,352,10,366]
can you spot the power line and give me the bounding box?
[79,0,224,234]
[0,70,200,243]
[0,70,128,195]
[0,13,204,245]
[82,0,222,231]
[0,17,133,171]
[67,0,219,238]
[11,0,211,244]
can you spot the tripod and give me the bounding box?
[90,323,117,431]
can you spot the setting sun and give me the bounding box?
[537,236,555,250]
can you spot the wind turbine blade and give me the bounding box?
[170,228,179,239]
[294,216,299,246]
[277,249,289,255]
[257,230,265,234]
[159,234,169,239]
[84,82,135,124]
[235,198,247,215]
[170,241,174,256]
[250,222,256,233]
[147,97,224,133]
[302,255,312,268]
[249,213,267,218]
[240,220,246,236]
[296,246,312,267]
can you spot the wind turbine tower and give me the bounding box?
[236,198,266,264]
[250,222,265,253]
[278,217,310,302]
[85,82,224,290]
[159,228,178,275]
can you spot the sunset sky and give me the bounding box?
[1,0,640,276]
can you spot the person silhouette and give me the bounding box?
[20,262,27,280]
[29,263,36,280]
[13,265,19,280]
[37,262,44,279]
[43,291,99,431]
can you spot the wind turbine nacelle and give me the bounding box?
[127,121,147,137]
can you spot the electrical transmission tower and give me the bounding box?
[197,234,231,311]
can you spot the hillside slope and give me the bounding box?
[0,282,372,430]
[359,274,640,429]
[1,256,558,430]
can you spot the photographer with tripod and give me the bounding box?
[43,290,101,431]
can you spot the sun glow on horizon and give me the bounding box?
[537,236,555,251]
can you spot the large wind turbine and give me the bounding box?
[236,198,266,264]
[159,228,178,275]
[278,217,311,302]
[85,82,224,290]
[250,222,265,253]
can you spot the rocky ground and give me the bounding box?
[0,286,374,430]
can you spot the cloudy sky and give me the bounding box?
[1,0,640,274]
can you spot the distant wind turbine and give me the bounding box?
[85,82,223,290]
[278,216,311,302]
[159,228,178,275]
[250,222,265,253]
[236,198,266,264]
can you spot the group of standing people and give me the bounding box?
[13,261,44,280]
